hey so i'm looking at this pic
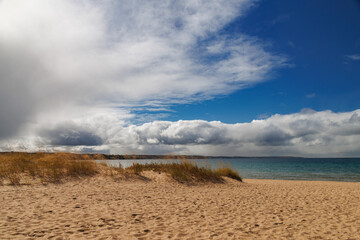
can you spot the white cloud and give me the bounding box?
[306,93,316,98]
[344,54,360,61]
[0,0,286,140]
[2,109,360,157]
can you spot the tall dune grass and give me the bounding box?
[0,152,242,185]
[127,161,242,183]
[0,152,99,184]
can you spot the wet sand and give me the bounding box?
[0,172,359,239]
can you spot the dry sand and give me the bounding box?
[0,172,359,240]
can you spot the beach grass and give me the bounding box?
[0,152,99,184]
[214,167,243,181]
[0,152,242,184]
[127,161,242,183]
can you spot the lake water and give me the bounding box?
[97,158,360,182]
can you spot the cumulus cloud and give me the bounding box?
[106,109,360,157]
[2,109,360,157]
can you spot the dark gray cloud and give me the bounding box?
[41,125,103,146]
[289,119,322,137]
[255,126,293,146]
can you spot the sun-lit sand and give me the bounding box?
[0,172,359,240]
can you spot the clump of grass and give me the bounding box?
[126,161,242,183]
[102,162,126,177]
[0,152,99,184]
[130,163,144,175]
[67,160,98,177]
[214,167,242,181]
[6,172,21,185]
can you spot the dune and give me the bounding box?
[0,173,359,239]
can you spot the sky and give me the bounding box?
[0,0,359,157]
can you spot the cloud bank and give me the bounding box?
[2,109,360,157]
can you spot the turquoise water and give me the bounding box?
[98,158,360,182]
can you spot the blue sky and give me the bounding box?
[1,0,360,156]
[164,0,360,123]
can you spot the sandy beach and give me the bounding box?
[0,173,359,240]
